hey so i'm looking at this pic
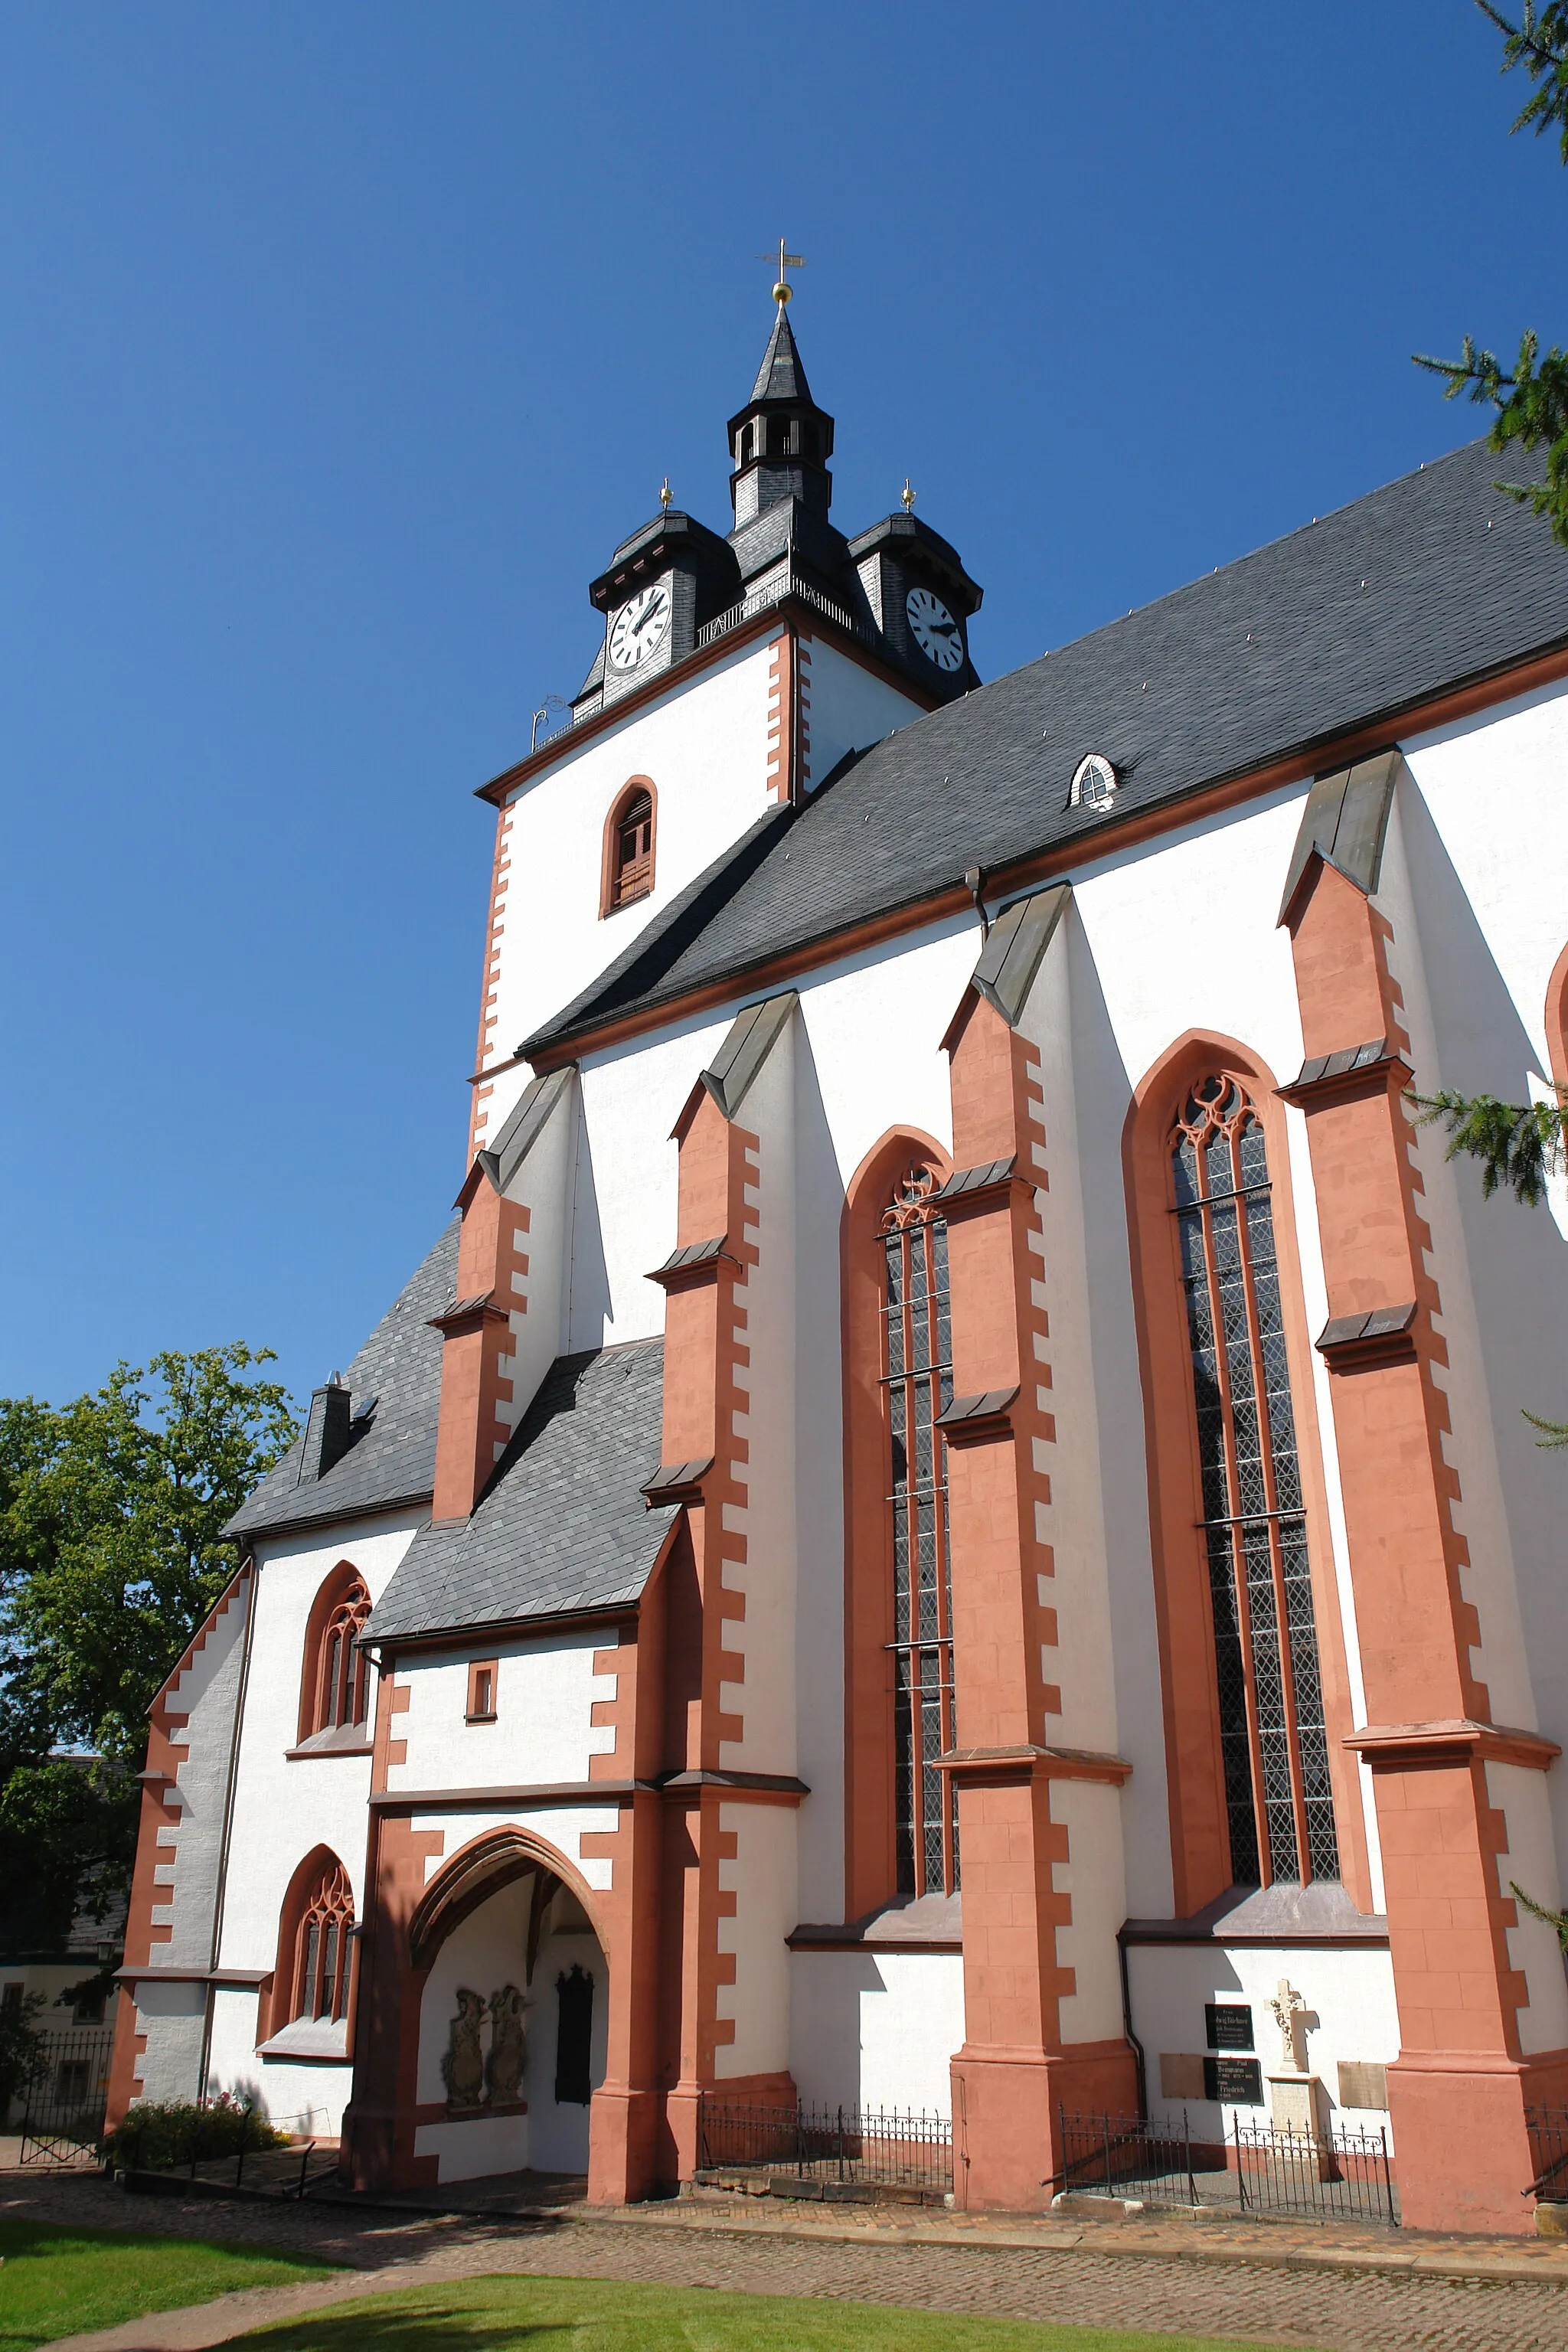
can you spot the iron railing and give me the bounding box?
[697,2096,952,2197]
[1525,2106,1568,2204]
[1230,2115,1396,2225]
[695,571,875,654]
[17,2027,116,2167]
[1053,2109,1397,2227]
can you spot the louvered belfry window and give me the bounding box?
[1172,1076,1338,1886]
[612,789,654,905]
[882,1166,959,1897]
[293,1859,354,2022]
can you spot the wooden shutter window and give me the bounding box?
[612,790,654,906]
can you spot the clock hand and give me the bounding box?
[632,594,667,638]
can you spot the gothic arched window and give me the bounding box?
[881,1165,959,1897]
[1172,1075,1338,1885]
[290,1857,354,2023]
[603,780,656,913]
[299,1568,372,1740]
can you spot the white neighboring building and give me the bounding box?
[112,299,1568,2235]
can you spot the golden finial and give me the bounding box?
[757,237,806,308]
[659,477,672,510]
[901,478,916,512]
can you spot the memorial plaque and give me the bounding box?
[1204,2056,1263,2105]
[1205,2001,1254,2051]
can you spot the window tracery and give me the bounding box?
[880,1165,959,1896]
[1171,1074,1338,1885]
[307,1573,371,1736]
[290,1857,354,2023]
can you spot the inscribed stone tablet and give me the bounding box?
[1337,2060,1388,2111]
[1205,2001,1254,2051]
[1204,2056,1263,2105]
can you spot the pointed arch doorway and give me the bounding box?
[407,1831,608,2186]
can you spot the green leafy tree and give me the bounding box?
[0,1347,297,1955]
[1416,4,1568,545]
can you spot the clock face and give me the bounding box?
[906,585,964,672]
[607,581,672,672]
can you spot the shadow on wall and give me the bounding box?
[564,1089,612,1351]
[791,1013,851,1927]
[1059,904,1174,1918]
[1396,779,1568,1782]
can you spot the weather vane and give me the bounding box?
[755,237,806,308]
[901,478,916,512]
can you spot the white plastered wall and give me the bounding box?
[204,1509,425,2128]
[717,1018,797,1777]
[411,1805,621,1898]
[1057,786,1380,1908]
[565,1012,732,1352]
[384,1635,616,1795]
[799,634,924,792]
[492,1071,577,1444]
[1127,1940,1402,2141]
[152,1579,253,1971]
[789,1949,965,2115]
[484,635,779,1074]
[715,1802,796,2080]
[1389,690,1568,1930]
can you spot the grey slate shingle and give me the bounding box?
[364,1336,674,1645]
[525,436,1567,1057]
[225,1220,458,1541]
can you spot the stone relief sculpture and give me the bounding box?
[486,1983,530,2105]
[442,1987,487,2112]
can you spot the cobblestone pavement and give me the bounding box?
[8,2171,1568,2352]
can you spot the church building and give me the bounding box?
[109,286,1568,2235]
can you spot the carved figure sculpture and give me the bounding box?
[442,1987,486,2111]
[1269,1978,1308,2073]
[486,1982,530,2105]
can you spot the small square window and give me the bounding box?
[466,1659,498,1721]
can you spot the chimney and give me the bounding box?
[296,1373,353,1486]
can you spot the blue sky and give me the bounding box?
[1,1,1560,1413]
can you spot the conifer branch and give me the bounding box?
[1475,3,1568,161]
[1409,1084,1568,1204]
[1511,1878,1568,1952]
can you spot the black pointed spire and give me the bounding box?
[727,303,835,528]
[750,309,814,407]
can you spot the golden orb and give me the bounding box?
[773,281,792,305]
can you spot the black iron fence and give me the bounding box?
[17,2027,116,2166]
[1230,2115,1396,2226]
[697,2096,952,2197]
[1053,2109,1397,2227]
[1525,2106,1568,2204]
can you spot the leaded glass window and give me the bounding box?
[1172,1076,1338,1886]
[881,1166,959,1896]
[292,1858,354,2021]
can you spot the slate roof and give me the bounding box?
[364,1336,674,1645]
[226,1220,459,1541]
[525,436,1567,1058]
[749,309,813,406]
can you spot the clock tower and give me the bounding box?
[573,289,982,724]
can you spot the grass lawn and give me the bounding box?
[240,2273,1306,2352]
[0,2214,337,2351]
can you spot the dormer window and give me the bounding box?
[1070,753,1117,813]
[602,779,657,915]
